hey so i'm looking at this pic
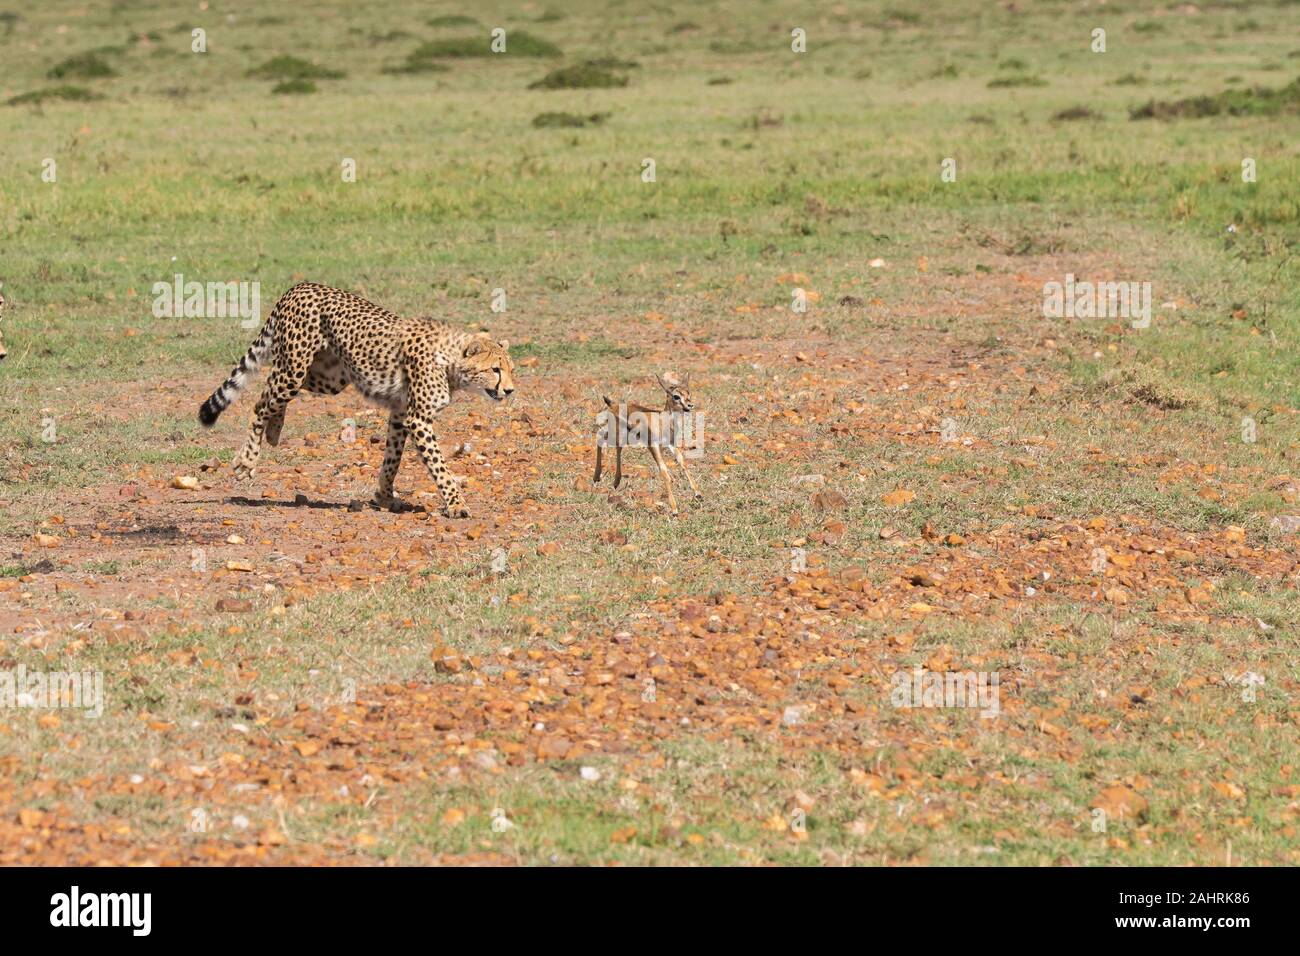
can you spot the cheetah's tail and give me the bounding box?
[198,310,276,427]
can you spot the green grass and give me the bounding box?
[272,78,318,95]
[7,84,102,105]
[406,30,561,60]
[427,15,481,29]
[528,63,628,90]
[531,110,611,128]
[1,0,1298,866]
[47,50,119,80]
[247,55,345,80]
[1131,75,1300,119]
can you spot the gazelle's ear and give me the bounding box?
[681,372,691,388]
[654,373,669,391]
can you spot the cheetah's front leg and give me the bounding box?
[405,413,468,518]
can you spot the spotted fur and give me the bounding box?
[199,282,515,517]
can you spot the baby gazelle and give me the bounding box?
[594,372,702,515]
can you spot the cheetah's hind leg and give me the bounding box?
[264,406,286,447]
[233,359,312,481]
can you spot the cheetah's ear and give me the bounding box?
[497,339,509,350]
[463,333,491,357]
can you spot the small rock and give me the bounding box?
[1089,786,1148,822]
[905,568,944,588]
[813,489,847,511]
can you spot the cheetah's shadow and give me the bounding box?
[226,495,427,514]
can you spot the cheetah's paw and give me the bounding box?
[232,454,258,481]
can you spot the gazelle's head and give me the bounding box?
[656,371,693,412]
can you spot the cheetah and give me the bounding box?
[198,282,515,517]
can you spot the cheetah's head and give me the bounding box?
[456,333,515,401]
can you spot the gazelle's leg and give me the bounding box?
[673,446,702,499]
[594,443,604,482]
[650,447,678,515]
[613,445,623,488]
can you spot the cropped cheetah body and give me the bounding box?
[199,282,515,517]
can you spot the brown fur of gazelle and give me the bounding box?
[593,372,701,515]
